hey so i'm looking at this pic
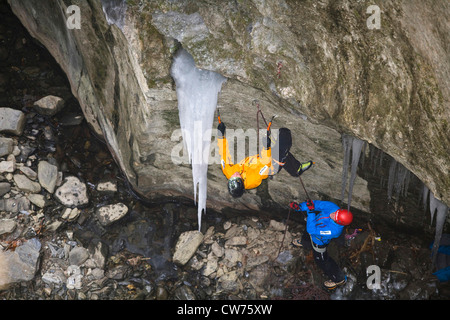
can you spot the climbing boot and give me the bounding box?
[323,276,347,291]
[297,161,314,176]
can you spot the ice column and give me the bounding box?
[171,49,226,231]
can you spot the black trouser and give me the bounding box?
[301,231,346,283]
[271,128,301,177]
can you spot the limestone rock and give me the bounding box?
[0,137,14,157]
[1,238,41,284]
[54,176,89,207]
[27,193,47,208]
[173,231,204,265]
[38,160,58,193]
[0,182,11,197]
[68,246,89,266]
[0,107,25,135]
[33,95,65,116]
[96,203,128,226]
[13,174,41,193]
[0,218,16,235]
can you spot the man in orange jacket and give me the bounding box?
[217,121,313,198]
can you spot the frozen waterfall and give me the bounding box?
[171,49,226,231]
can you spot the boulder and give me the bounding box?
[96,203,129,226]
[54,176,89,207]
[0,137,14,157]
[33,95,65,116]
[0,107,25,135]
[13,174,41,193]
[37,161,58,193]
[173,231,204,265]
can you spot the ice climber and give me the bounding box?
[289,200,353,290]
[217,121,313,198]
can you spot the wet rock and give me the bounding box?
[106,264,130,280]
[96,203,129,226]
[0,196,30,213]
[27,193,47,208]
[173,231,204,266]
[0,182,11,197]
[0,137,14,157]
[33,95,65,116]
[61,207,80,221]
[0,218,16,235]
[1,238,41,284]
[17,165,38,180]
[217,270,242,294]
[0,107,25,135]
[13,174,41,193]
[96,180,117,193]
[0,160,15,173]
[38,160,58,193]
[54,176,89,207]
[68,246,89,266]
[41,262,67,287]
[85,240,108,269]
[225,236,247,247]
[66,265,82,290]
[156,286,169,300]
[203,254,218,277]
[174,285,196,300]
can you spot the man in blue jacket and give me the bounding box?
[290,200,353,290]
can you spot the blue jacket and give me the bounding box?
[296,200,344,246]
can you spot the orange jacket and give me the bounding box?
[218,136,275,190]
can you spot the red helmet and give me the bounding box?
[334,209,353,226]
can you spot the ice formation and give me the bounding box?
[340,135,365,211]
[101,0,127,31]
[171,49,226,231]
[387,159,410,202]
[429,192,449,266]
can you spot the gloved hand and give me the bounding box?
[217,122,226,137]
[306,199,314,210]
[289,202,300,211]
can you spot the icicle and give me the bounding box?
[347,138,365,211]
[429,193,449,267]
[101,0,127,31]
[340,135,352,204]
[387,159,397,201]
[421,184,429,211]
[171,49,226,231]
[340,135,365,210]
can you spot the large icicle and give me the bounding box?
[340,135,365,210]
[347,138,365,211]
[340,135,352,205]
[171,49,226,231]
[429,193,449,267]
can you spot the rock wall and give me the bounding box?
[8,0,449,214]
